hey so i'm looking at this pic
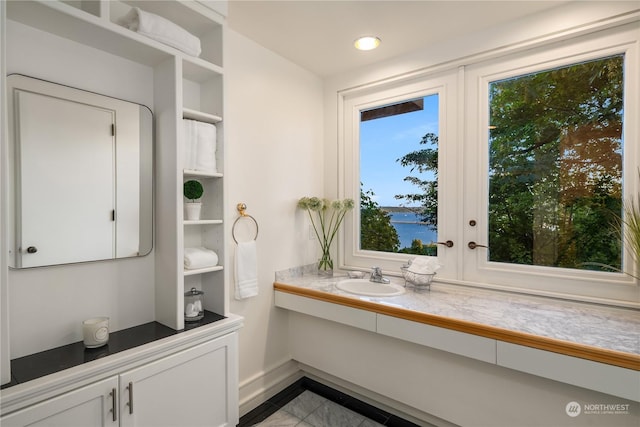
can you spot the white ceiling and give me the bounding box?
[227,1,569,77]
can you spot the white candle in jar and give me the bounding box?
[83,317,109,348]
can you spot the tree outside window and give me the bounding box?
[488,55,624,272]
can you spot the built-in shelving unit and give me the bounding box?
[5,0,230,331]
[2,1,239,423]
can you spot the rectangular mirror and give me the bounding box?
[7,74,153,268]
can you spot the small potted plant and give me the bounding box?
[184,180,204,220]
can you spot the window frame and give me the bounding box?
[340,71,460,280]
[464,26,639,305]
[338,23,639,306]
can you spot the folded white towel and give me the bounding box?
[407,256,441,274]
[183,119,217,173]
[183,119,194,171]
[123,7,202,57]
[184,247,218,270]
[194,121,217,173]
[235,240,258,299]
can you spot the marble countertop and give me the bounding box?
[274,267,640,365]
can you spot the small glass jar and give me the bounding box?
[184,287,204,322]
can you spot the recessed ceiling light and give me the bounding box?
[354,36,381,51]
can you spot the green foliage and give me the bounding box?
[360,187,400,252]
[183,180,204,201]
[397,239,437,256]
[395,132,438,230]
[389,55,624,271]
[488,54,624,271]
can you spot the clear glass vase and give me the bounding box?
[317,248,333,277]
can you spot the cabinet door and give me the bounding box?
[119,332,238,427]
[1,376,118,427]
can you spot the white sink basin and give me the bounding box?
[335,279,405,297]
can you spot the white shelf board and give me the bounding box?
[184,219,223,226]
[7,0,224,74]
[184,265,224,276]
[183,169,223,178]
[183,57,223,83]
[183,108,222,124]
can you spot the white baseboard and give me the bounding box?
[299,363,456,427]
[238,358,303,416]
[238,358,453,427]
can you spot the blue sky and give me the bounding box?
[360,95,439,207]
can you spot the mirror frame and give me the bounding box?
[7,74,154,268]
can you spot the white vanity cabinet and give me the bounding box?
[1,328,239,427]
[1,377,119,427]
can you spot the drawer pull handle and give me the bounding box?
[110,388,117,422]
[127,382,134,414]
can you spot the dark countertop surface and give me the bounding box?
[2,311,225,389]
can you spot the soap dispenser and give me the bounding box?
[184,287,204,322]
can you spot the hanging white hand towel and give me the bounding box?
[235,240,258,299]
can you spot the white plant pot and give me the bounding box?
[185,202,202,221]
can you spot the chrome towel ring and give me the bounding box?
[232,203,258,243]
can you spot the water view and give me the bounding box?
[388,211,436,249]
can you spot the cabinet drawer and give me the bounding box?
[376,314,497,363]
[275,291,376,332]
[497,341,640,401]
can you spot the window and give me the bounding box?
[359,95,439,256]
[487,55,624,272]
[340,24,639,305]
[341,72,459,278]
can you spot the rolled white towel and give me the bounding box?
[123,7,202,57]
[184,247,218,270]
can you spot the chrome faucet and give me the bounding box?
[370,266,390,284]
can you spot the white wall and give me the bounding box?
[224,29,324,410]
[6,21,156,359]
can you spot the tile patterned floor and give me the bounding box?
[257,390,380,426]
[238,378,426,427]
